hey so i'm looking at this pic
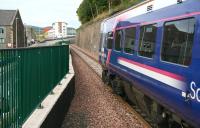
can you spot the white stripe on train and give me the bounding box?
[118,58,187,93]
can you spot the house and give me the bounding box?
[52,22,68,38]
[0,9,26,49]
[43,26,53,39]
[44,22,76,40]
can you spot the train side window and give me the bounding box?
[106,32,113,49]
[161,18,195,66]
[115,30,123,51]
[124,27,136,54]
[138,24,157,58]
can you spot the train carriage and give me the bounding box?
[99,0,200,127]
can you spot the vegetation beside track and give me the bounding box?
[77,0,144,25]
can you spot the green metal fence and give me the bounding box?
[0,45,69,128]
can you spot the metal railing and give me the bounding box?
[0,45,69,128]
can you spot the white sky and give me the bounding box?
[0,0,83,28]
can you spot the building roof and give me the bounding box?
[0,9,18,25]
[43,26,52,33]
[52,21,68,25]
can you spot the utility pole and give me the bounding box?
[39,28,40,42]
[16,17,19,48]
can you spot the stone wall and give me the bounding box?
[7,26,13,47]
[75,20,102,60]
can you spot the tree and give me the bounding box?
[76,0,143,24]
[77,0,93,24]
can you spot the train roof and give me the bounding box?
[116,0,200,28]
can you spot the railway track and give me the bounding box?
[70,44,151,128]
[70,45,102,77]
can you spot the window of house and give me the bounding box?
[115,30,123,51]
[161,18,195,66]
[138,24,157,58]
[0,28,4,34]
[0,38,5,43]
[124,27,136,54]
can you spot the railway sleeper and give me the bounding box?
[102,70,193,128]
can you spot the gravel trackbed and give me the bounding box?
[61,50,150,128]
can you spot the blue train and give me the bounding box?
[99,0,200,128]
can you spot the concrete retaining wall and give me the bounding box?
[41,77,75,128]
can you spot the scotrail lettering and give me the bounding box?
[190,81,200,103]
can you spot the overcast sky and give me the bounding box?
[0,0,83,28]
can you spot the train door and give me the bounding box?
[99,31,113,67]
[99,32,105,64]
[187,16,200,127]
[112,29,124,60]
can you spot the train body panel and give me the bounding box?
[99,0,200,127]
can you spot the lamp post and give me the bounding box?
[16,17,19,48]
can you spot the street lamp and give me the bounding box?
[16,17,19,48]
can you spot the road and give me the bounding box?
[30,38,75,47]
[30,40,61,47]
